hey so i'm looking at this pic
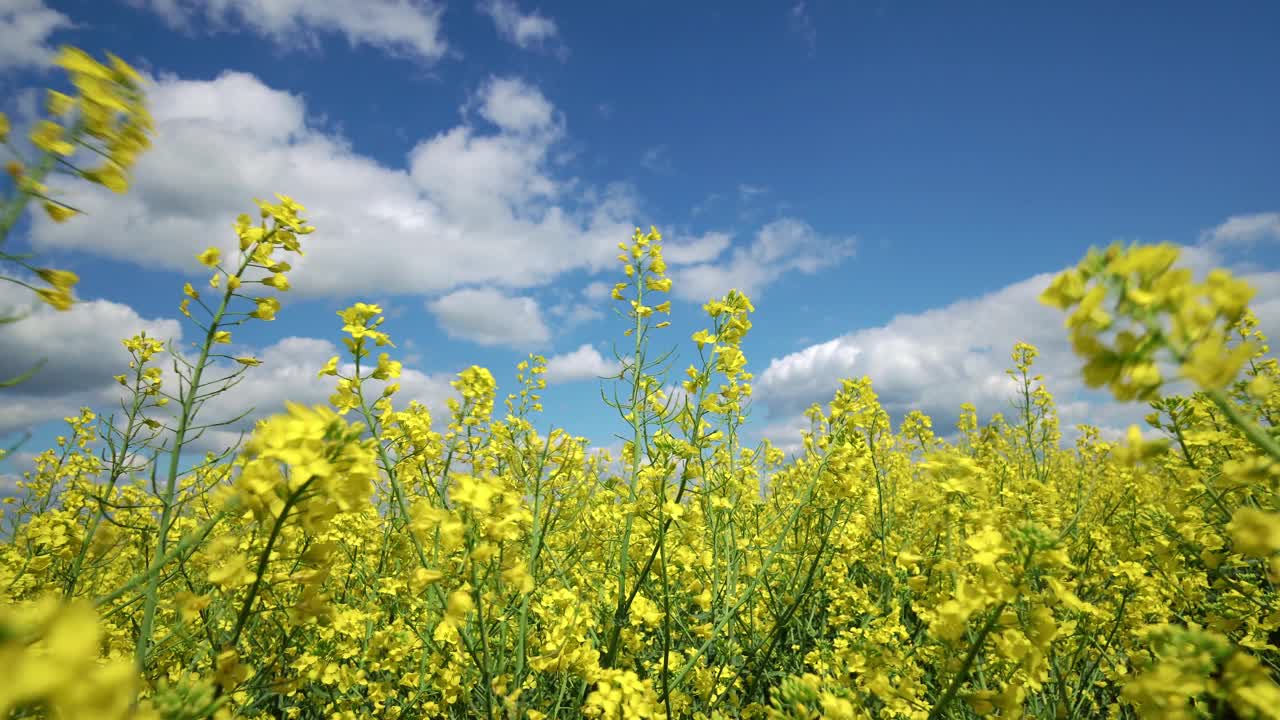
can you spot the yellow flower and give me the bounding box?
[234,357,262,367]
[1181,335,1255,390]
[54,46,113,80]
[252,297,280,321]
[197,247,221,268]
[409,568,444,594]
[42,201,78,223]
[317,355,340,377]
[46,90,75,117]
[446,590,474,623]
[212,331,231,344]
[371,353,402,381]
[645,277,672,293]
[35,287,74,311]
[35,268,79,290]
[263,273,290,291]
[0,112,8,142]
[1039,269,1086,310]
[1227,507,1280,558]
[82,163,128,193]
[29,120,74,157]
[173,592,212,624]
[1205,268,1254,320]
[106,52,143,85]
[1111,425,1170,466]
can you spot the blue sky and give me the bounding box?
[1,0,1279,486]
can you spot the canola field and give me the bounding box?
[2,47,1279,720]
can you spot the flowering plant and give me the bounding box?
[2,47,1279,720]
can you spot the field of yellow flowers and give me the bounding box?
[2,47,1280,720]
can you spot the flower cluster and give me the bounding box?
[613,226,673,332]
[0,46,154,318]
[1040,241,1257,398]
[0,600,147,719]
[234,402,378,525]
[24,46,154,206]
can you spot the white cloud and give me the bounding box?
[427,287,550,348]
[0,282,182,434]
[544,344,620,384]
[583,281,611,301]
[1200,212,1280,249]
[750,275,1077,456]
[0,276,465,451]
[2,86,42,153]
[0,471,21,499]
[471,76,558,135]
[663,231,732,266]
[125,0,448,63]
[751,230,1280,454]
[547,298,603,329]
[0,385,121,438]
[0,0,72,72]
[477,0,563,56]
[24,69,637,299]
[671,218,855,303]
[754,414,813,459]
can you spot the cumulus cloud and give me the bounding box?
[427,287,551,348]
[24,69,637,299]
[750,226,1280,454]
[663,231,732,266]
[756,273,1057,423]
[0,0,72,72]
[0,471,21,499]
[0,283,182,435]
[547,298,603,329]
[582,281,611,301]
[544,344,620,384]
[472,76,557,134]
[0,279,461,452]
[1200,212,1280,249]
[671,218,855,303]
[124,0,448,63]
[477,0,564,56]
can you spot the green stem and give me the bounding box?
[95,506,234,610]
[135,246,260,670]
[1207,388,1280,462]
[928,600,1008,720]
